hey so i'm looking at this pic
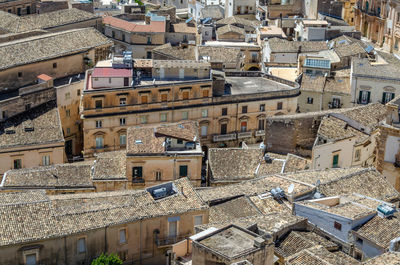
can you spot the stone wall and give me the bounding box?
[265,113,324,157]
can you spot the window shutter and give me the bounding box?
[367,91,371,103]
[382,92,386,104]
[391,93,395,100]
[359,91,363,103]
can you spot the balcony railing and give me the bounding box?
[213,133,237,142]
[132,178,145,184]
[237,131,253,139]
[255,130,265,136]
[156,235,189,247]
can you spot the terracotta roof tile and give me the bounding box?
[103,15,165,33]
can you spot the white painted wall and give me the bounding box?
[384,135,400,162]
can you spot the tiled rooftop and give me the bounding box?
[103,15,166,32]
[1,162,93,189]
[171,23,197,34]
[217,24,246,36]
[0,178,207,247]
[318,115,367,142]
[276,231,338,258]
[354,212,400,250]
[92,151,127,180]
[216,16,261,29]
[208,196,262,223]
[0,8,98,33]
[286,245,359,265]
[267,38,328,53]
[0,102,64,149]
[127,121,199,155]
[152,43,197,60]
[0,28,112,70]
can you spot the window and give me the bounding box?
[120,118,126,126]
[109,78,112,84]
[25,104,31,111]
[382,92,395,104]
[65,92,70,100]
[14,159,22,169]
[95,100,102,109]
[354,149,361,162]
[147,36,152,44]
[77,238,86,254]
[122,34,125,42]
[332,97,341,108]
[201,109,208,118]
[77,89,81,96]
[18,72,22,78]
[140,116,147,124]
[258,119,265,131]
[182,91,189,100]
[66,109,70,117]
[155,171,162,181]
[277,102,283,110]
[182,111,188,120]
[242,106,247,113]
[334,221,342,231]
[220,123,227,135]
[201,125,208,137]
[95,120,102,128]
[259,104,265,111]
[119,229,127,244]
[141,95,148,104]
[53,62,57,69]
[120,97,126,106]
[179,165,188,177]
[25,253,37,265]
[42,155,50,166]
[222,108,228,116]
[332,154,339,167]
[120,134,126,146]
[95,136,104,149]
[124,78,129,86]
[66,128,70,134]
[161,93,168,102]
[132,166,143,180]
[147,51,152,59]
[194,215,203,226]
[202,90,209,97]
[241,121,247,132]
[112,31,115,38]
[177,139,183,144]
[359,90,371,104]
[169,220,178,237]
[307,97,314,104]
[356,237,363,245]
[160,113,167,122]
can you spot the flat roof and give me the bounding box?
[197,226,258,258]
[225,76,294,95]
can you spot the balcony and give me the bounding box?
[213,133,236,142]
[237,131,253,139]
[156,234,189,247]
[132,178,145,185]
[255,130,265,136]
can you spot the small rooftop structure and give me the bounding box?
[286,245,359,265]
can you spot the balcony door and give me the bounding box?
[220,123,227,135]
[169,221,178,237]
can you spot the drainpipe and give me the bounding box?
[64,236,67,265]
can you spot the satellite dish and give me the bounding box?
[288,184,294,194]
[316,179,321,187]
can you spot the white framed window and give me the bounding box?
[119,97,127,106]
[77,238,86,254]
[307,97,313,104]
[355,149,361,162]
[140,116,147,124]
[160,113,167,122]
[201,109,208,118]
[42,155,50,166]
[95,120,102,128]
[65,92,70,100]
[66,109,70,117]
[182,111,188,120]
[119,229,127,244]
[119,134,126,146]
[194,215,203,226]
[95,136,104,149]
[201,125,208,137]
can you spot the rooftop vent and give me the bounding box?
[264,154,273,163]
[270,187,284,200]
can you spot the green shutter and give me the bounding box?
[333,155,339,167]
[382,92,387,104]
[367,91,371,103]
[392,93,395,100]
[359,91,363,103]
[179,165,188,177]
